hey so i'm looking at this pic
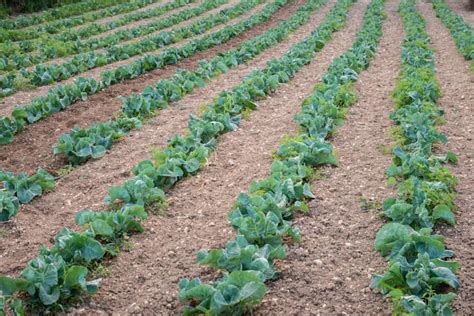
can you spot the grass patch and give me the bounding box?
[0,228,7,239]
[359,195,382,211]
[376,143,394,155]
[57,165,75,178]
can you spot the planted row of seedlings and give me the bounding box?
[0,0,135,30]
[0,0,162,41]
[0,0,287,144]
[0,0,293,224]
[0,0,320,221]
[371,0,460,314]
[53,0,330,166]
[0,0,289,222]
[0,0,357,312]
[177,0,385,313]
[0,0,254,96]
[0,0,197,70]
[0,169,56,221]
[432,0,474,66]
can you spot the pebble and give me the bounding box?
[332,276,343,284]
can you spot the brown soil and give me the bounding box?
[0,0,312,275]
[256,0,400,313]
[9,0,189,68]
[0,0,279,176]
[15,0,170,35]
[0,0,254,114]
[24,0,233,70]
[68,0,373,313]
[445,0,474,26]
[418,1,474,314]
[70,0,174,31]
[0,0,471,314]
[85,1,202,41]
[11,0,163,30]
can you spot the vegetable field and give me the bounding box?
[0,0,472,314]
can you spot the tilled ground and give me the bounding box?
[0,0,472,314]
[257,0,399,313]
[0,0,286,176]
[74,0,370,313]
[418,1,474,313]
[446,0,474,26]
[0,0,261,115]
[0,0,317,275]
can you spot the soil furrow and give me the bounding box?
[417,2,474,313]
[70,0,370,313]
[256,0,401,313]
[10,0,162,32]
[0,0,311,275]
[8,1,127,29]
[23,0,230,70]
[445,0,474,27]
[0,0,252,114]
[70,0,174,32]
[0,0,276,175]
[5,0,191,68]
[85,0,203,41]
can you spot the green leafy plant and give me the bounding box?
[0,0,194,67]
[178,271,267,315]
[14,0,258,88]
[179,0,387,312]
[371,0,460,313]
[432,0,474,64]
[0,168,55,221]
[0,0,386,313]
[0,0,286,144]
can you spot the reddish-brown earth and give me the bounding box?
[0,0,472,314]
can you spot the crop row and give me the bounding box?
[432,0,474,66]
[0,0,302,221]
[371,0,460,314]
[0,0,358,312]
[0,0,196,70]
[0,0,248,96]
[0,0,283,145]
[178,0,385,312]
[52,0,332,166]
[0,0,163,42]
[0,0,288,221]
[0,0,131,30]
[0,169,56,221]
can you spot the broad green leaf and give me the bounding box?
[432,204,455,225]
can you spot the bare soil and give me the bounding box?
[24,0,233,70]
[0,0,309,275]
[0,0,254,114]
[69,0,374,313]
[418,1,474,313]
[0,0,472,314]
[0,1,278,177]
[445,0,474,26]
[256,0,400,313]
